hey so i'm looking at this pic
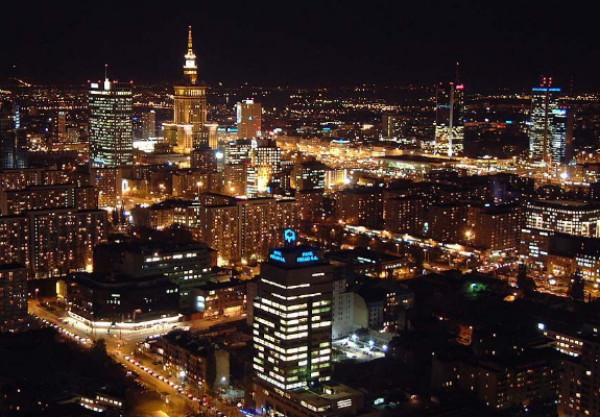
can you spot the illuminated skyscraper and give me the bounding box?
[529,77,564,163]
[550,107,569,163]
[57,111,67,143]
[89,74,133,167]
[433,81,464,157]
[253,236,333,390]
[252,236,364,417]
[237,99,262,139]
[165,26,208,153]
[0,101,27,169]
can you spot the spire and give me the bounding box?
[455,61,460,84]
[183,25,198,85]
[103,63,111,90]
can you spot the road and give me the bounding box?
[30,301,246,417]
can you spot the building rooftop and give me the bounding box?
[71,272,175,289]
[528,199,600,210]
[266,243,328,269]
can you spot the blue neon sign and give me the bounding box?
[297,251,318,263]
[270,250,286,263]
[284,229,297,244]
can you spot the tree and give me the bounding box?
[517,262,536,295]
[568,268,585,301]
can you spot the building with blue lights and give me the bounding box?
[252,239,365,417]
[529,79,570,163]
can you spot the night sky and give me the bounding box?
[2,0,599,90]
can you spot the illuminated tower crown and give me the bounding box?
[183,25,198,85]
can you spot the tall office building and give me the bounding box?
[550,107,570,163]
[0,101,27,169]
[253,235,363,417]
[381,114,407,140]
[252,141,282,195]
[529,77,566,163]
[253,238,333,390]
[433,81,464,157]
[57,111,68,143]
[89,75,133,167]
[142,109,156,139]
[164,26,208,153]
[237,100,262,139]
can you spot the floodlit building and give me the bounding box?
[164,26,209,153]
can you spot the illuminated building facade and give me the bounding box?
[0,263,28,333]
[546,234,600,293]
[171,170,222,198]
[90,167,122,208]
[237,99,262,139]
[155,330,230,390]
[384,196,426,236]
[94,240,215,309]
[0,184,97,215]
[523,200,600,238]
[551,107,569,163]
[529,78,564,163]
[381,114,408,140]
[57,110,67,143]
[427,202,468,243]
[193,195,299,265]
[0,101,27,169]
[296,190,325,223]
[253,242,333,390]
[197,203,240,265]
[28,208,108,279]
[89,77,133,167]
[253,239,364,417]
[0,216,30,269]
[334,188,383,229]
[433,82,464,157]
[470,205,522,251]
[166,26,208,153]
[192,280,247,317]
[0,168,44,191]
[539,323,600,417]
[520,200,600,269]
[433,352,558,411]
[291,161,327,191]
[252,141,282,194]
[191,147,218,171]
[68,272,179,324]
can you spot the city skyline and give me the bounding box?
[3,3,600,417]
